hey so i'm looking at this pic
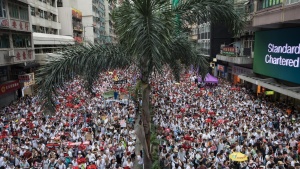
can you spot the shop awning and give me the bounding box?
[239,74,300,100]
[33,33,75,45]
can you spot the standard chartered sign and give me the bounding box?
[265,43,300,67]
[254,28,300,84]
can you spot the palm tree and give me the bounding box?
[36,0,243,167]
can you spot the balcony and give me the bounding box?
[73,24,83,32]
[216,46,253,64]
[217,54,253,64]
[31,16,61,30]
[253,0,300,28]
[28,0,57,13]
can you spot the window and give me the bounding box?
[260,0,282,9]
[9,4,19,18]
[0,33,10,48]
[286,0,300,4]
[9,3,29,21]
[12,34,31,48]
[44,11,48,19]
[53,29,57,34]
[52,14,56,21]
[19,6,29,21]
[40,26,45,33]
[32,25,36,32]
[39,9,44,18]
[30,6,35,16]
[0,0,6,18]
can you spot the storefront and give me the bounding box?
[239,27,300,108]
[0,80,20,108]
[232,65,253,85]
[19,73,35,96]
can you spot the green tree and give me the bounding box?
[36,0,243,167]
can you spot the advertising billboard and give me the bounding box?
[254,27,300,84]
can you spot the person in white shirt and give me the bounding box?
[57,159,66,169]
[122,158,133,168]
[86,150,96,163]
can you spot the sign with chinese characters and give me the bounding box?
[13,50,34,63]
[222,46,236,56]
[0,80,20,95]
[23,73,35,87]
[10,19,30,32]
[0,18,9,27]
[18,73,33,83]
[232,65,253,75]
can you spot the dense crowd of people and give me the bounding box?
[0,69,140,169]
[152,70,300,169]
[0,67,299,169]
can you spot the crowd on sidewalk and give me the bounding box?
[0,67,300,169]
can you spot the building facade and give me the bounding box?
[217,0,300,106]
[75,0,108,44]
[104,0,116,43]
[216,0,254,83]
[0,0,34,107]
[29,0,74,65]
[195,21,232,76]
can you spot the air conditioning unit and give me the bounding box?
[5,50,15,59]
[9,50,15,57]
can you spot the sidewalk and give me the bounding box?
[133,115,143,169]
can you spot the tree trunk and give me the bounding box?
[141,81,152,167]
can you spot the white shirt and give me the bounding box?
[87,153,96,162]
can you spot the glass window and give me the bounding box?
[32,25,36,32]
[30,6,35,16]
[0,0,6,18]
[9,3,19,18]
[19,6,29,21]
[40,26,45,33]
[39,9,44,18]
[12,34,31,48]
[0,33,10,48]
[52,14,56,21]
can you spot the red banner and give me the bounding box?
[0,80,20,95]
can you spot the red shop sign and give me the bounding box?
[0,80,20,95]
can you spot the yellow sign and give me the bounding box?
[23,73,35,87]
[265,91,274,95]
[229,152,248,162]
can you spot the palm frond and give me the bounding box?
[113,0,177,75]
[164,34,209,80]
[176,0,244,35]
[36,43,131,109]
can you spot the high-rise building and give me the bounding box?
[28,0,75,64]
[104,0,117,43]
[0,0,35,106]
[76,0,107,44]
[57,0,83,43]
